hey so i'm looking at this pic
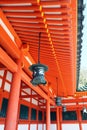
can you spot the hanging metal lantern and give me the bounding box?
[62,105,67,112]
[55,97,62,106]
[55,77,62,106]
[29,63,48,86]
[29,32,48,86]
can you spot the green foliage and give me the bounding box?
[79,69,87,88]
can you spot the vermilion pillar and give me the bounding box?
[77,109,82,130]
[46,99,50,130]
[4,54,22,130]
[57,107,61,130]
[0,92,3,110]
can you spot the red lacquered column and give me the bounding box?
[46,99,50,130]
[57,107,61,130]
[4,55,22,130]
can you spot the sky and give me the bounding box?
[80,0,87,70]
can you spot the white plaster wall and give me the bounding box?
[62,124,79,130]
[82,124,87,130]
[32,98,38,105]
[23,88,31,94]
[0,70,4,77]
[23,98,30,102]
[30,124,37,130]
[43,124,56,130]
[4,82,11,92]
[0,78,2,88]
[18,124,28,130]
[0,125,4,130]
[50,124,57,130]
[6,71,12,82]
[43,124,46,130]
[32,91,37,95]
[38,124,42,130]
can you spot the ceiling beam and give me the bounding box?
[0,5,39,11]
[0,47,17,72]
[20,94,39,98]
[40,0,70,6]
[0,9,21,58]
[0,0,37,4]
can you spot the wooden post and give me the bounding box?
[57,107,61,130]
[4,54,22,130]
[77,109,82,130]
[46,99,50,130]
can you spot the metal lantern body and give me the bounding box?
[29,63,48,86]
[83,107,87,113]
[55,97,62,106]
[62,105,67,112]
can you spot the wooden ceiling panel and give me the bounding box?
[0,0,77,97]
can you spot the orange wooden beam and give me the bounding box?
[0,9,22,48]
[24,51,35,64]
[75,92,87,97]
[30,48,53,53]
[0,0,37,4]
[44,14,69,19]
[49,29,70,34]
[0,47,17,72]
[47,20,70,25]
[8,17,43,23]
[0,26,20,59]
[1,5,40,11]
[70,0,77,91]
[20,94,39,98]
[51,33,69,38]
[19,35,49,41]
[22,58,32,76]
[11,22,45,28]
[4,12,41,17]
[40,85,54,99]
[17,31,48,37]
[40,0,70,6]
[62,97,87,103]
[52,38,70,43]
[42,7,70,13]
[48,25,70,30]
[13,26,47,33]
